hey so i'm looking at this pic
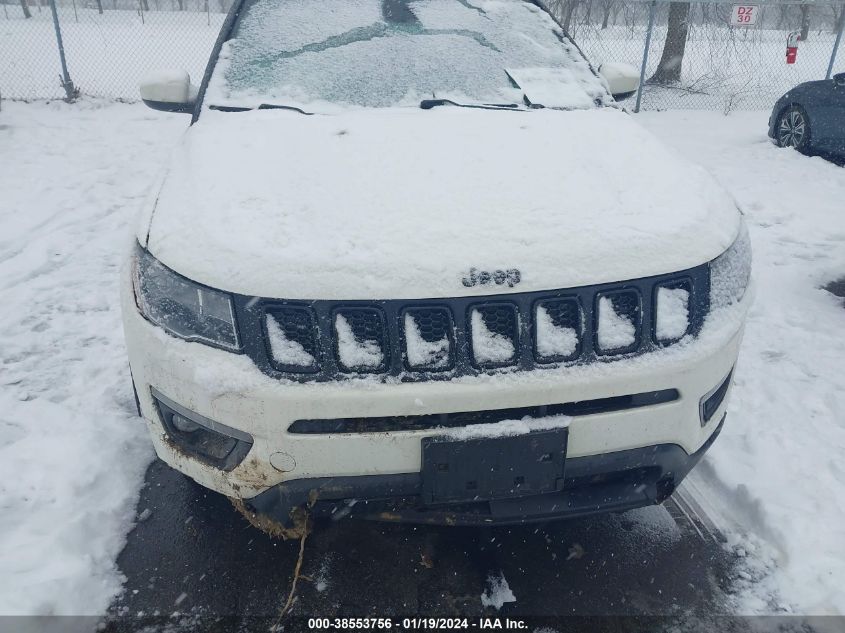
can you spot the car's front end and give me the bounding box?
[124,0,752,532]
[123,229,750,527]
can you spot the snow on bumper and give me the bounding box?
[121,267,749,500]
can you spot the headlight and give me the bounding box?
[710,218,752,309]
[132,246,240,351]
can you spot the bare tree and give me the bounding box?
[650,2,691,84]
[835,4,845,33]
[95,0,103,13]
[600,0,614,29]
[19,0,32,18]
[799,4,811,40]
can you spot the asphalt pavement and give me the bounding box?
[105,458,738,631]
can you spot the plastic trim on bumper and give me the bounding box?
[247,414,726,527]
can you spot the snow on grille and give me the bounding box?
[597,296,637,352]
[470,309,515,365]
[535,305,578,359]
[265,313,316,368]
[334,313,383,370]
[656,286,691,341]
[404,313,451,369]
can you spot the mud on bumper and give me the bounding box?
[245,416,725,528]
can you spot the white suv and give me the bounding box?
[124,0,752,532]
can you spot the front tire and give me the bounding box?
[777,105,811,152]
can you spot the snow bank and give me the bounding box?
[639,110,845,615]
[0,101,184,615]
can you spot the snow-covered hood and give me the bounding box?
[142,107,741,300]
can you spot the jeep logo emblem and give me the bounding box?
[462,267,521,288]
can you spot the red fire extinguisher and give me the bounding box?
[786,31,799,64]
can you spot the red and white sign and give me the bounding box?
[730,4,759,26]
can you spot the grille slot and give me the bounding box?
[595,289,641,355]
[242,265,709,382]
[469,303,519,368]
[402,307,454,371]
[264,307,320,372]
[333,307,388,373]
[654,279,693,343]
[535,298,581,362]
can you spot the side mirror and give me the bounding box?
[834,72,845,87]
[598,62,640,101]
[140,69,198,114]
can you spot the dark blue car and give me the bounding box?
[768,72,845,158]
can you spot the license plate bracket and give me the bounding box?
[421,428,567,504]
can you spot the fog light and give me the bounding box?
[171,413,201,434]
[151,388,252,471]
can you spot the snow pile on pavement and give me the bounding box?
[0,101,184,615]
[639,110,845,615]
[481,572,516,610]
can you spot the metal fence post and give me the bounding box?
[635,0,657,113]
[826,10,845,79]
[48,0,78,101]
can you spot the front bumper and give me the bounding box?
[248,416,724,526]
[122,263,747,524]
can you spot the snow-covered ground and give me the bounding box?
[637,110,845,615]
[0,101,183,615]
[0,100,843,616]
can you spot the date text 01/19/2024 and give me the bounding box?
[307,618,529,630]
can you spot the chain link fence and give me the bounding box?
[550,0,845,110]
[1,0,843,110]
[1,0,226,100]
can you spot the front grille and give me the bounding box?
[233,264,709,383]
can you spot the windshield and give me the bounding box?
[205,0,610,111]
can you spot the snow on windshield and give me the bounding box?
[206,0,609,110]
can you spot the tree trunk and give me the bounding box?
[563,0,580,32]
[19,0,31,18]
[95,0,103,13]
[601,3,612,29]
[799,4,810,40]
[649,2,691,84]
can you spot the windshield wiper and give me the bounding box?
[419,99,530,111]
[209,103,313,115]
